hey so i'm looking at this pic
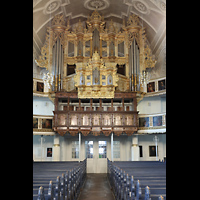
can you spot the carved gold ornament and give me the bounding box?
[74,51,119,98]
[35,11,156,96]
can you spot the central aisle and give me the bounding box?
[79,173,115,200]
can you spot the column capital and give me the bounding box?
[131,144,138,147]
[53,144,60,147]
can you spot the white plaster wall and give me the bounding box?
[33,96,54,115]
[59,135,134,162]
[137,96,166,114]
[60,135,79,161]
[138,134,166,161]
[33,135,54,161]
[33,134,131,162]
[33,134,166,162]
[161,97,166,113]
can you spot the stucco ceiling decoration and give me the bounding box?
[160,1,166,11]
[33,0,166,61]
[84,0,110,10]
[133,1,150,14]
[43,0,61,15]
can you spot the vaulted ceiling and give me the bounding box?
[33,0,166,60]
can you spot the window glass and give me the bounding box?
[72,141,79,158]
[99,141,107,158]
[85,141,93,158]
[113,141,120,158]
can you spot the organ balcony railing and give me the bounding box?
[53,91,138,136]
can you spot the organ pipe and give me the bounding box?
[136,44,140,91]
[59,39,62,91]
[55,39,59,90]
[93,29,100,53]
[129,42,132,91]
[129,45,131,91]
[61,45,63,91]
[52,45,55,91]
[129,38,140,91]
[133,38,136,76]
[52,38,64,91]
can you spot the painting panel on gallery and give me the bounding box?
[37,82,44,92]
[33,118,38,128]
[147,82,155,92]
[139,117,149,127]
[158,79,166,90]
[42,119,52,129]
[153,116,162,126]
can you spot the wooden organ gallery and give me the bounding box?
[35,10,156,138]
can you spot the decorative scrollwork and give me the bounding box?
[84,0,110,11]
[52,14,65,26]
[127,14,140,26]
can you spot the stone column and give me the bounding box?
[111,133,113,162]
[79,133,81,162]
[53,134,60,161]
[131,135,139,161]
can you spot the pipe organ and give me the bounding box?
[52,37,64,91]
[35,10,156,136]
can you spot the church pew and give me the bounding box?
[33,161,80,196]
[34,159,86,200]
[107,159,166,200]
[113,161,166,200]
